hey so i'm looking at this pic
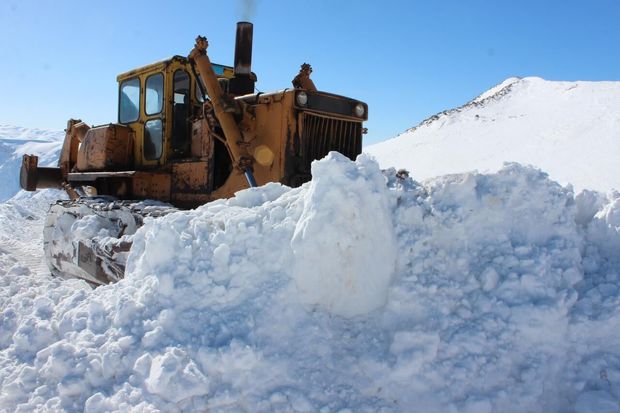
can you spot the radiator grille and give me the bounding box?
[300,113,362,172]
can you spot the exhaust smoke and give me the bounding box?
[238,0,256,22]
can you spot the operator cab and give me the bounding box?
[116,56,236,168]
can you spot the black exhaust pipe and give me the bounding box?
[234,21,253,76]
[229,21,255,96]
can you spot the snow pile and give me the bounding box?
[0,125,64,202]
[1,153,620,412]
[291,155,397,317]
[366,77,620,193]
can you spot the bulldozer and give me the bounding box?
[19,22,367,286]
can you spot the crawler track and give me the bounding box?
[43,197,177,286]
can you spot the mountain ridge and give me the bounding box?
[366,77,620,193]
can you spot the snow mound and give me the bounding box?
[291,153,397,317]
[366,77,620,193]
[1,155,620,412]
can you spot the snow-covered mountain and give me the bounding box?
[366,77,620,193]
[0,125,64,202]
[1,79,620,412]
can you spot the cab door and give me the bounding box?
[170,68,192,158]
[118,70,166,168]
[142,72,165,166]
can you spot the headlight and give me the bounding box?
[296,91,308,106]
[253,145,274,167]
[354,103,365,117]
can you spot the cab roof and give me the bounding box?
[116,55,235,82]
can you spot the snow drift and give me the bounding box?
[366,77,620,193]
[1,153,620,412]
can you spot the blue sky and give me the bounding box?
[0,0,618,145]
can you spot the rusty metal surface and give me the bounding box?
[172,161,210,194]
[292,63,317,92]
[59,119,88,177]
[189,36,252,176]
[191,118,215,159]
[35,167,63,189]
[20,154,63,191]
[67,170,136,181]
[171,192,212,208]
[76,124,134,172]
[19,155,39,191]
[131,172,171,201]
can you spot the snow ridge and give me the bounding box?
[403,77,521,136]
[1,154,619,412]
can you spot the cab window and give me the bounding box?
[195,76,205,102]
[172,69,191,157]
[144,119,163,160]
[145,73,164,115]
[119,78,139,123]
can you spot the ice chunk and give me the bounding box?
[145,348,209,403]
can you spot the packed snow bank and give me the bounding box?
[1,154,620,412]
[366,77,620,193]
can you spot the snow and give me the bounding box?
[0,154,619,411]
[291,154,397,317]
[0,76,620,411]
[366,77,620,193]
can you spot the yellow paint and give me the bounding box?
[116,56,235,169]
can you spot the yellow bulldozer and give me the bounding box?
[19,22,367,286]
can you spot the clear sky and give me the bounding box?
[0,0,618,145]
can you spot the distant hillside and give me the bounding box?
[366,77,620,193]
[0,125,63,202]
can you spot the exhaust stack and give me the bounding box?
[234,21,253,76]
[229,21,255,96]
